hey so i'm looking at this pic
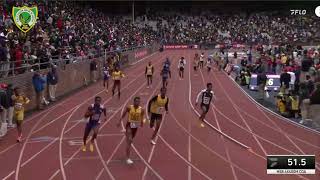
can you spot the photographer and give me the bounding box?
[275,94,289,117]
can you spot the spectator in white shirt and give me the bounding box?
[287,71,296,91]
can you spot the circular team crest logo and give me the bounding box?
[12,6,38,33]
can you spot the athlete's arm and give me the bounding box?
[195,90,204,105]
[148,95,158,113]
[165,98,169,113]
[11,95,17,102]
[152,67,154,74]
[84,106,93,118]
[212,91,216,100]
[103,107,107,117]
[111,72,115,80]
[24,96,30,104]
[145,67,147,76]
[118,107,130,127]
[141,109,145,127]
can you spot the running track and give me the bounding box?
[0,50,319,180]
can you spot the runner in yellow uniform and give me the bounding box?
[12,87,30,142]
[112,66,125,99]
[147,88,169,145]
[118,97,145,164]
[145,61,154,88]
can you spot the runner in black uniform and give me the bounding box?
[82,96,106,152]
[195,83,215,128]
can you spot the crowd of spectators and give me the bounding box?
[234,44,320,127]
[0,0,158,78]
[146,11,320,45]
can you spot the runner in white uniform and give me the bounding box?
[195,83,215,128]
[199,53,205,69]
[178,57,186,79]
[206,57,212,72]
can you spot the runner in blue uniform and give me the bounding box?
[82,96,106,152]
[161,65,171,88]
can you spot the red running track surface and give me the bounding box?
[0,50,319,180]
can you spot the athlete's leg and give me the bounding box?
[147,76,150,86]
[199,105,208,127]
[16,120,23,142]
[125,124,137,164]
[82,123,92,151]
[83,124,91,145]
[118,81,121,99]
[162,78,166,88]
[151,118,162,141]
[125,126,133,159]
[91,125,99,144]
[89,125,99,152]
[150,115,155,128]
[112,81,116,96]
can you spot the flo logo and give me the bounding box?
[12,6,38,33]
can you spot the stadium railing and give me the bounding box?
[0,43,160,111]
[0,45,149,78]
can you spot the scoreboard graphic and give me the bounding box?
[267,155,316,174]
[249,74,281,91]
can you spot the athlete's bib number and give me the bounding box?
[203,97,210,105]
[147,69,152,75]
[92,114,100,121]
[130,122,140,128]
[267,79,274,86]
[157,107,165,114]
[130,113,140,121]
[14,103,23,110]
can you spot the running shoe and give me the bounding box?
[81,145,87,152]
[126,158,134,164]
[89,143,94,152]
[151,139,156,145]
